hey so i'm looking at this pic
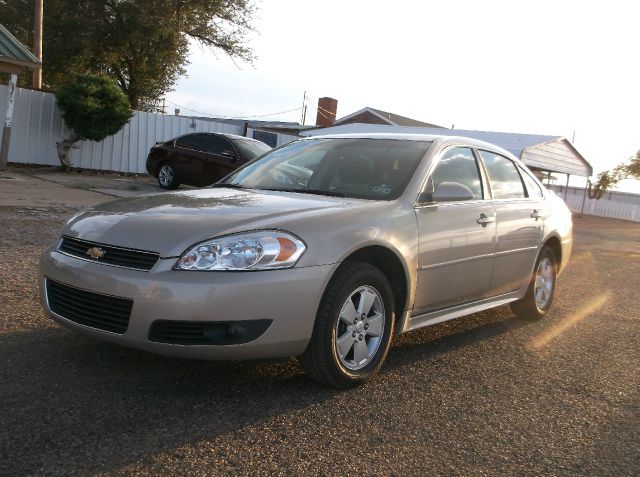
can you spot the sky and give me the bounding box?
[166,0,640,192]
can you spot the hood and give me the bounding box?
[64,188,355,257]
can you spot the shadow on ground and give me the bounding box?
[0,307,531,475]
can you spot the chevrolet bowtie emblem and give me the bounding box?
[86,247,106,259]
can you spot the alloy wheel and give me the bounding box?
[534,257,554,310]
[158,164,174,187]
[334,285,385,370]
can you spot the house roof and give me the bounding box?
[0,23,40,68]
[335,107,443,128]
[300,123,593,176]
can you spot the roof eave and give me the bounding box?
[561,138,594,176]
[335,107,395,126]
[0,56,40,69]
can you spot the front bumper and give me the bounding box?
[40,246,335,360]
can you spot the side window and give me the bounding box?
[201,135,233,155]
[519,167,544,199]
[479,150,526,199]
[424,147,484,201]
[175,134,200,149]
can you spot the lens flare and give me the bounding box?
[530,290,612,349]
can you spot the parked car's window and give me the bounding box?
[423,147,483,201]
[175,134,202,150]
[230,138,272,159]
[479,150,526,199]
[201,135,233,155]
[219,138,432,200]
[519,167,544,198]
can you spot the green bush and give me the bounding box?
[55,75,132,141]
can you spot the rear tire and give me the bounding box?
[511,246,557,320]
[298,261,395,389]
[157,162,179,190]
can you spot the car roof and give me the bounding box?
[300,133,518,161]
[179,132,264,143]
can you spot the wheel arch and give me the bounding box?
[339,244,412,336]
[542,234,562,266]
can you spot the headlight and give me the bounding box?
[175,231,306,271]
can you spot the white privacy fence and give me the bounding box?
[0,85,245,174]
[550,185,640,223]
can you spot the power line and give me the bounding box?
[165,100,302,120]
[302,94,339,122]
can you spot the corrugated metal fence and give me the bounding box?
[550,185,640,223]
[0,85,245,173]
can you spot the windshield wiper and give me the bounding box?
[210,183,246,189]
[261,188,347,198]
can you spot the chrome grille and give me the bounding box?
[59,236,159,271]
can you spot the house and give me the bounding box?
[334,107,444,128]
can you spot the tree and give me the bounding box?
[0,0,256,111]
[55,75,133,170]
[588,150,640,199]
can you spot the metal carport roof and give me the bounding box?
[0,23,40,69]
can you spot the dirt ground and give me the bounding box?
[0,173,639,476]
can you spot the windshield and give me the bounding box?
[218,138,432,200]
[230,138,272,160]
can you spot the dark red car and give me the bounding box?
[146,133,272,189]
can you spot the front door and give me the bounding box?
[413,147,497,316]
[200,135,239,185]
[173,134,210,183]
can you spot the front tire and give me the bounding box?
[511,246,557,319]
[299,261,395,389]
[157,162,179,190]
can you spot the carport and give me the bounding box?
[300,124,594,199]
[0,23,41,170]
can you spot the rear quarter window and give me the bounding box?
[519,167,544,199]
[175,135,200,149]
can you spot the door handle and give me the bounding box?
[531,210,542,220]
[477,213,495,226]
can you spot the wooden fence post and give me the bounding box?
[0,73,18,171]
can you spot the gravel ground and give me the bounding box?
[0,205,638,476]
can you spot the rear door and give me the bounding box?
[478,150,544,296]
[413,146,497,315]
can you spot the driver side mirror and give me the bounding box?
[419,181,475,203]
[433,182,474,202]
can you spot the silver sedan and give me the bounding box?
[40,134,572,388]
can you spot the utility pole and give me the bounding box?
[300,91,307,125]
[32,0,43,88]
[580,178,590,216]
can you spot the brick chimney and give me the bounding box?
[316,97,338,127]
